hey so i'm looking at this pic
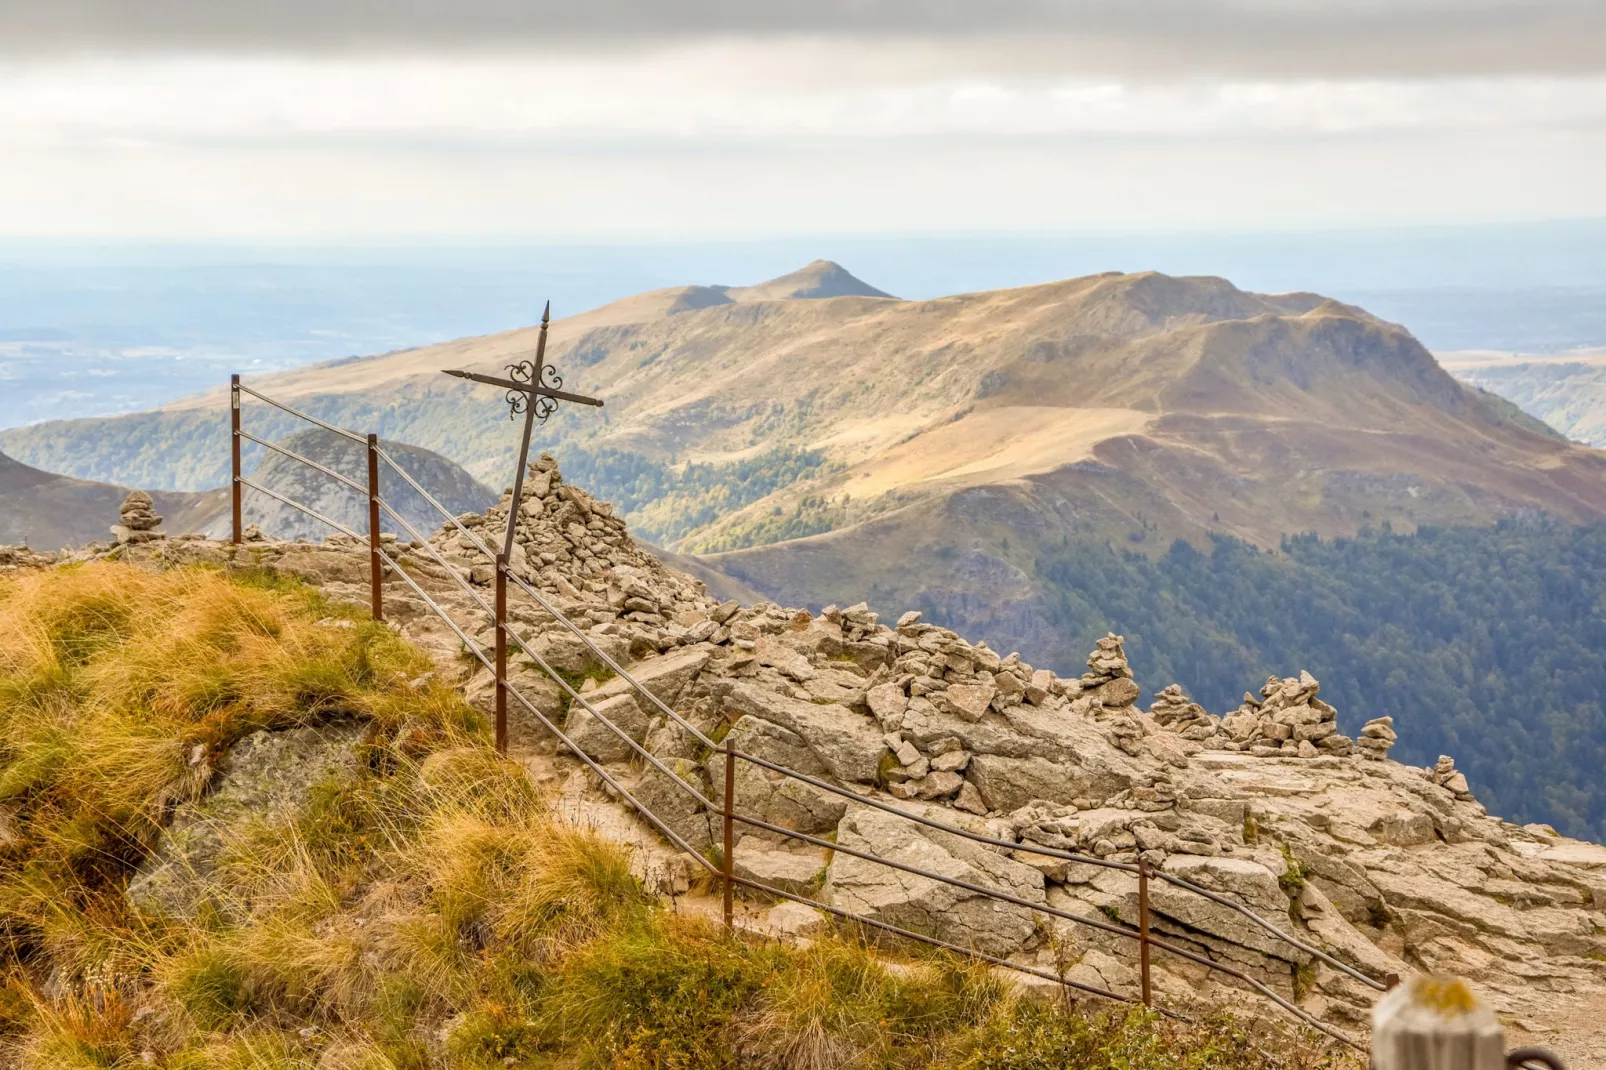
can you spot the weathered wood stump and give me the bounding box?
[1371,976,1563,1070]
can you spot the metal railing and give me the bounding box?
[225,377,1399,1052]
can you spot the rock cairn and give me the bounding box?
[1148,683,1220,741]
[110,490,164,545]
[1218,671,1352,758]
[1077,633,1140,709]
[1356,715,1398,761]
[1430,754,1472,798]
[422,453,714,658]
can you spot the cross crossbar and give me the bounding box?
[442,367,603,407]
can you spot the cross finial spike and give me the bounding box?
[541,300,551,325]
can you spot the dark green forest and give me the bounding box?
[1031,521,1606,840]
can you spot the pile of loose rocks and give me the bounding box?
[1217,671,1353,758]
[1148,683,1219,741]
[110,490,165,545]
[419,453,719,659]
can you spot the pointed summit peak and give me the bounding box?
[728,260,895,303]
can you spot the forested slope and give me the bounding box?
[1023,521,1606,839]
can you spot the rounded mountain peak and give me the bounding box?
[727,260,895,303]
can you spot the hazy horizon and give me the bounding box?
[3,218,1605,431]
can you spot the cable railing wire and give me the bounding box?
[238,429,368,495]
[236,477,362,541]
[382,457,1383,987]
[486,592,1361,1048]
[374,536,1150,1013]
[237,383,367,444]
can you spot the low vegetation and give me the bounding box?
[0,563,1354,1068]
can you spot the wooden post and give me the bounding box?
[230,375,242,545]
[722,736,736,932]
[494,553,508,754]
[366,433,382,622]
[1371,976,1563,1070]
[1137,854,1152,1007]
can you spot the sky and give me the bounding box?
[2,1,1605,238]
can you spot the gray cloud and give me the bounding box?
[3,1,1605,76]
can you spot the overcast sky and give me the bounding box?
[2,1,1604,238]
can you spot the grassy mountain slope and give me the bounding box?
[0,562,1341,1069]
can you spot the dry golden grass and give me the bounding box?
[0,562,1357,1070]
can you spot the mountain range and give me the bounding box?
[7,260,1598,630]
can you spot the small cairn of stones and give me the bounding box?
[110,490,165,545]
[1429,754,1472,798]
[1355,715,1398,761]
[1077,633,1140,710]
[1218,670,1353,758]
[1148,683,1220,741]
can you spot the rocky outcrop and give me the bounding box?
[128,723,366,916]
[80,455,1606,1039]
[0,544,57,572]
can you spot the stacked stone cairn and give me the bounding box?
[1076,633,1141,710]
[110,490,165,545]
[1217,670,1353,758]
[1430,754,1473,798]
[1356,715,1398,761]
[1148,683,1220,741]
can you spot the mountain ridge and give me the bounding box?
[3,259,1602,583]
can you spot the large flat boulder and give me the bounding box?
[565,692,649,764]
[723,682,887,784]
[824,804,1045,957]
[705,715,848,835]
[591,645,711,708]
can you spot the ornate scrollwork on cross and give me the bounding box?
[503,359,564,423]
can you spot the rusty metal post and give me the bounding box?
[494,553,508,754]
[1138,854,1153,1007]
[366,433,382,622]
[722,736,736,931]
[230,375,242,545]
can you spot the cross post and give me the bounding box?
[442,299,604,562]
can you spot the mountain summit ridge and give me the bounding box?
[1,265,1598,550]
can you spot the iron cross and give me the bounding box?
[442,301,603,559]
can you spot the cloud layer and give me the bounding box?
[5,1,1606,76]
[2,4,1603,237]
